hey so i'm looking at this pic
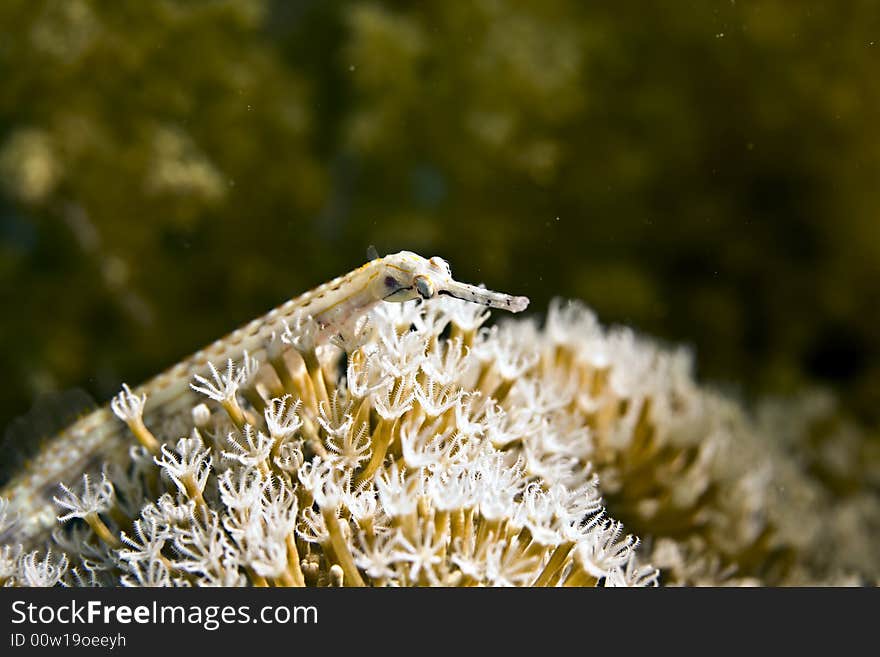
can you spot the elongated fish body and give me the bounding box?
[1,251,528,547]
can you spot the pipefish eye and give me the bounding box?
[385,276,398,289]
[415,276,434,299]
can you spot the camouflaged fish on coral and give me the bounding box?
[1,251,529,548]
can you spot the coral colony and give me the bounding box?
[1,267,877,586]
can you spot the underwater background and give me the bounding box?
[1,0,878,452]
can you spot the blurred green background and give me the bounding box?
[1,0,879,432]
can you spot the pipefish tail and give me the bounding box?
[1,251,529,548]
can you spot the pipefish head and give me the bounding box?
[376,251,529,313]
